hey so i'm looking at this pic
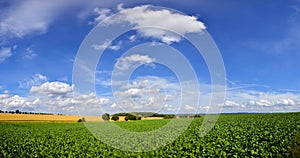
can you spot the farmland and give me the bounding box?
[0,114,80,122]
[0,114,164,122]
[1,113,300,157]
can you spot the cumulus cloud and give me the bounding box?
[115,54,155,71]
[0,91,36,111]
[1,77,300,114]
[223,100,240,107]
[112,76,180,113]
[220,88,300,112]
[30,81,74,96]
[1,81,112,115]
[0,47,12,62]
[96,4,206,44]
[110,103,118,108]
[277,98,295,106]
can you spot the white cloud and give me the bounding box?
[0,47,12,62]
[129,35,136,42]
[24,47,37,59]
[110,103,118,108]
[115,54,155,70]
[0,1,62,38]
[184,105,196,111]
[30,81,74,96]
[91,40,110,50]
[89,8,112,25]
[0,91,35,111]
[91,39,121,51]
[0,81,112,114]
[0,0,108,42]
[2,77,300,114]
[253,99,273,107]
[109,44,121,51]
[277,98,295,106]
[223,100,240,107]
[19,73,47,89]
[97,4,206,44]
[112,76,180,112]
[221,88,300,112]
[0,93,10,100]
[164,104,174,111]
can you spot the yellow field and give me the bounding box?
[0,114,80,122]
[142,117,164,120]
[0,114,165,122]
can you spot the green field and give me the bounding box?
[1,113,300,157]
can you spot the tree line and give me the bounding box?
[0,109,60,115]
[99,113,201,122]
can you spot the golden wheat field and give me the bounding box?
[0,114,164,122]
[0,114,80,122]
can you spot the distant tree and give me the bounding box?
[152,113,164,117]
[194,114,202,118]
[15,110,20,114]
[113,112,128,116]
[137,116,142,120]
[163,114,175,119]
[78,117,86,122]
[125,115,135,121]
[102,113,110,121]
[124,114,141,121]
[111,115,119,121]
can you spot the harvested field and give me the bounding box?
[0,114,164,122]
[0,114,80,122]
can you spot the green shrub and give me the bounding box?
[77,117,85,122]
[102,113,110,121]
[111,115,119,121]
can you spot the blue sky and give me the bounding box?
[1,0,300,115]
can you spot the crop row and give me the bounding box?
[1,113,300,157]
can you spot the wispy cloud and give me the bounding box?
[23,47,37,59]
[0,47,12,63]
[18,74,47,89]
[0,0,109,43]
[30,82,74,96]
[1,1,63,39]
[91,39,121,51]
